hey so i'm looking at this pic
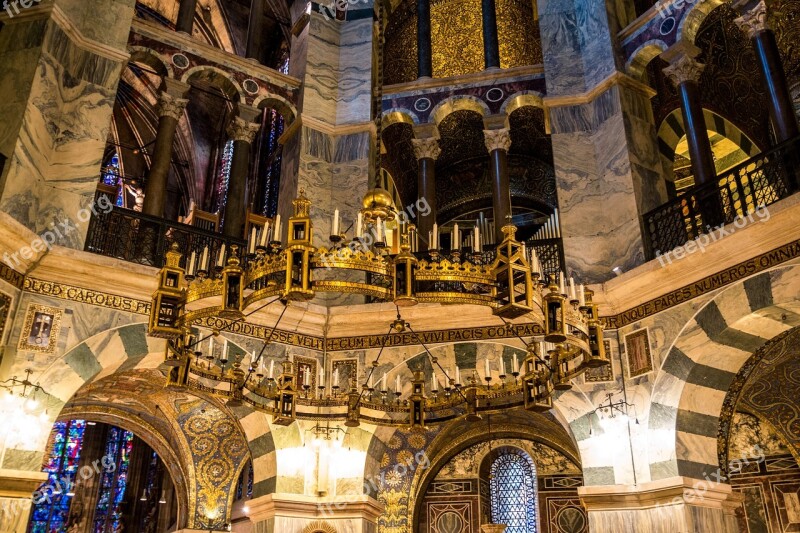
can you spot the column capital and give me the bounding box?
[411,137,441,160]
[483,128,512,153]
[227,115,261,144]
[662,51,705,87]
[156,92,190,121]
[735,1,769,39]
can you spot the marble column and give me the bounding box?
[735,1,799,143]
[579,477,742,533]
[661,45,716,188]
[411,137,440,240]
[142,80,190,218]
[176,0,198,34]
[223,107,262,239]
[417,0,433,78]
[481,0,501,69]
[0,469,48,533]
[662,44,724,226]
[484,127,512,244]
[246,0,266,62]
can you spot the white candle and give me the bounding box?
[501,358,506,376]
[217,244,226,268]
[531,249,539,273]
[269,360,274,379]
[431,371,436,390]
[304,367,311,387]
[455,366,461,384]
[559,272,566,295]
[452,224,459,251]
[273,214,281,242]
[484,358,490,378]
[382,373,387,391]
[208,338,214,357]
[428,231,433,251]
[368,373,373,389]
[222,339,228,359]
[188,251,196,276]
[569,277,576,300]
[432,223,438,249]
[474,226,481,251]
[333,369,339,388]
[356,212,363,237]
[201,246,209,271]
[332,209,340,236]
[579,284,586,307]
[249,226,257,254]
[319,367,325,387]
[512,354,518,374]
[395,374,401,393]
[539,341,546,356]
[377,217,383,241]
[260,221,270,247]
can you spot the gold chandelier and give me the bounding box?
[148,190,608,427]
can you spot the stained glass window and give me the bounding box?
[216,139,235,216]
[93,427,134,533]
[29,419,87,533]
[102,153,125,207]
[261,110,284,217]
[489,451,538,533]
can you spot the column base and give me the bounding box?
[578,476,743,533]
[247,492,383,533]
[0,469,48,533]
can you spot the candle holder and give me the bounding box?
[329,234,343,245]
[269,241,282,254]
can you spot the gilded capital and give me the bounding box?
[662,54,705,87]
[156,92,189,121]
[735,1,769,39]
[411,138,441,160]
[227,116,261,144]
[483,128,512,153]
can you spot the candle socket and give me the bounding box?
[329,234,343,244]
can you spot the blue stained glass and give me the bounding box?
[101,153,124,207]
[489,451,538,533]
[28,420,86,533]
[261,109,284,217]
[93,427,134,533]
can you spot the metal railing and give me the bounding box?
[643,137,799,259]
[85,204,246,269]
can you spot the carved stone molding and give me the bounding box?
[734,0,769,39]
[411,137,441,161]
[662,53,706,87]
[156,91,189,121]
[226,116,262,144]
[483,128,512,153]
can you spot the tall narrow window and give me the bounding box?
[93,427,134,532]
[260,110,284,217]
[29,420,87,533]
[216,139,235,215]
[102,152,125,207]
[489,450,538,533]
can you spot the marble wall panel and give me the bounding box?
[0,12,131,250]
[337,18,373,125]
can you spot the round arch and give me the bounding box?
[55,405,192,530]
[181,66,245,103]
[253,93,298,125]
[625,41,668,81]
[127,46,173,78]
[647,262,800,481]
[430,96,490,126]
